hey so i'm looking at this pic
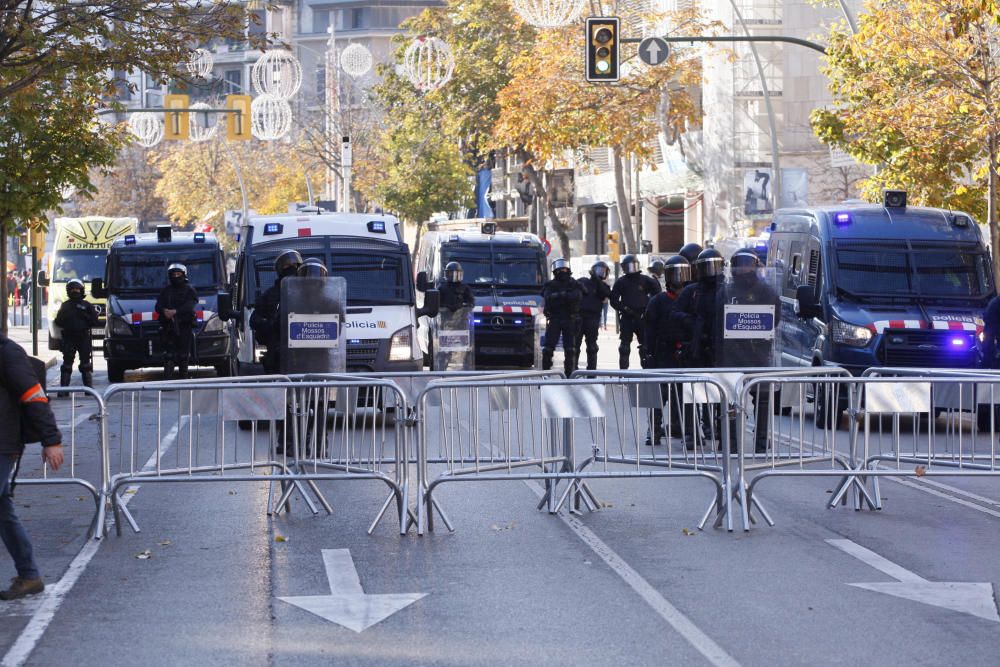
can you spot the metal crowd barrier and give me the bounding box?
[415,375,736,534]
[737,372,1000,530]
[17,387,107,540]
[101,377,410,537]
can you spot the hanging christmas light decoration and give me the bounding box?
[128,112,164,148]
[402,36,454,92]
[189,102,219,142]
[511,0,585,28]
[251,93,293,141]
[185,48,214,79]
[340,42,373,79]
[251,50,303,100]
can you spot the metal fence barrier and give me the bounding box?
[737,372,1000,530]
[415,375,737,534]
[16,387,107,540]
[101,377,410,537]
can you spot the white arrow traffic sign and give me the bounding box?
[638,37,670,66]
[278,549,427,632]
[828,539,1000,622]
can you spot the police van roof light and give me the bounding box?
[835,212,852,226]
[367,220,386,234]
[263,223,283,236]
[124,235,136,245]
[193,232,205,243]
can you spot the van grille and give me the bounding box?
[347,338,380,370]
[880,329,977,368]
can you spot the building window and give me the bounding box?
[312,9,331,33]
[224,69,242,94]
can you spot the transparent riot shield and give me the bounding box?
[433,306,475,370]
[532,311,544,370]
[717,267,780,369]
[280,276,347,374]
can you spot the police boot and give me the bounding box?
[163,358,175,380]
[542,349,554,371]
[178,360,190,380]
[81,370,93,388]
[58,368,71,397]
[587,350,598,371]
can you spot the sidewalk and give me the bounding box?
[5,323,58,370]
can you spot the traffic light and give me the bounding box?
[28,228,45,253]
[607,230,620,263]
[164,94,190,140]
[226,94,252,141]
[586,17,619,83]
[18,231,28,256]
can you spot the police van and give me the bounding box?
[233,210,433,373]
[769,192,995,419]
[415,226,546,369]
[93,227,233,382]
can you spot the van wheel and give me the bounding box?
[107,361,126,383]
[215,357,236,377]
[977,405,1000,432]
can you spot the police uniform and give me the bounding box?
[155,267,198,379]
[542,260,585,375]
[610,258,661,369]
[54,281,98,388]
[576,267,611,370]
[439,281,475,312]
[250,250,303,374]
[982,295,1000,368]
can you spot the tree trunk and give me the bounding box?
[410,219,426,264]
[612,147,637,254]
[523,164,571,260]
[990,134,1000,277]
[0,225,6,335]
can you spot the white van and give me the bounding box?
[232,210,436,373]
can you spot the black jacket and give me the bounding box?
[644,289,682,368]
[438,282,475,312]
[250,280,282,350]
[0,335,61,454]
[54,298,99,336]
[542,275,585,319]
[155,282,198,328]
[578,276,611,317]
[671,280,720,367]
[610,273,661,319]
[983,296,1000,368]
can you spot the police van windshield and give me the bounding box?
[111,251,220,292]
[442,245,544,288]
[834,242,993,300]
[252,249,413,306]
[52,250,106,283]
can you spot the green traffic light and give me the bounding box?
[596,60,610,73]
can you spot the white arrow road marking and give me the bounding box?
[278,549,426,633]
[827,539,1000,622]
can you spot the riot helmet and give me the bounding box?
[66,278,85,300]
[693,248,724,283]
[648,259,665,277]
[444,261,464,284]
[678,243,703,265]
[274,249,303,279]
[663,255,691,292]
[167,263,187,287]
[297,258,328,278]
[620,254,640,275]
[730,248,761,288]
[551,257,571,278]
[590,261,609,281]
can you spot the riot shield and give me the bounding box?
[532,311,544,370]
[280,276,347,374]
[433,306,475,370]
[717,267,780,369]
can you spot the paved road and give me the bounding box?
[3,338,1000,666]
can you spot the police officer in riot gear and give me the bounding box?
[297,257,328,278]
[542,258,585,375]
[576,261,612,370]
[642,256,690,445]
[982,294,1000,368]
[648,259,666,291]
[250,249,302,373]
[610,254,661,368]
[155,264,198,380]
[438,261,475,312]
[678,243,703,273]
[672,248,724,368]
[54,279,98,389]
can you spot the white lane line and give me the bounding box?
[524,481,740,667]
[881,475,1000,520]
[826,539,925,583]
[1,420,184,667]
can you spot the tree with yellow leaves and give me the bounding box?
[813,0,1000,265]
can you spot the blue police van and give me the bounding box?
[768,192,996,422]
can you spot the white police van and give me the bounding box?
[232,210,436,373]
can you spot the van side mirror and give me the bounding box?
[90,278,107,299]
[416,271,430,293]
[417,289,440,318]
[795,284,821,319]
[217,291,233,321]
[36,270,49,287]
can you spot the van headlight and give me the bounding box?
[201,315,224,334]
[388,326,413,362]
[109,315,133,337]
[831,318,872,347]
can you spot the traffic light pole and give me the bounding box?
[30,246,38,356]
